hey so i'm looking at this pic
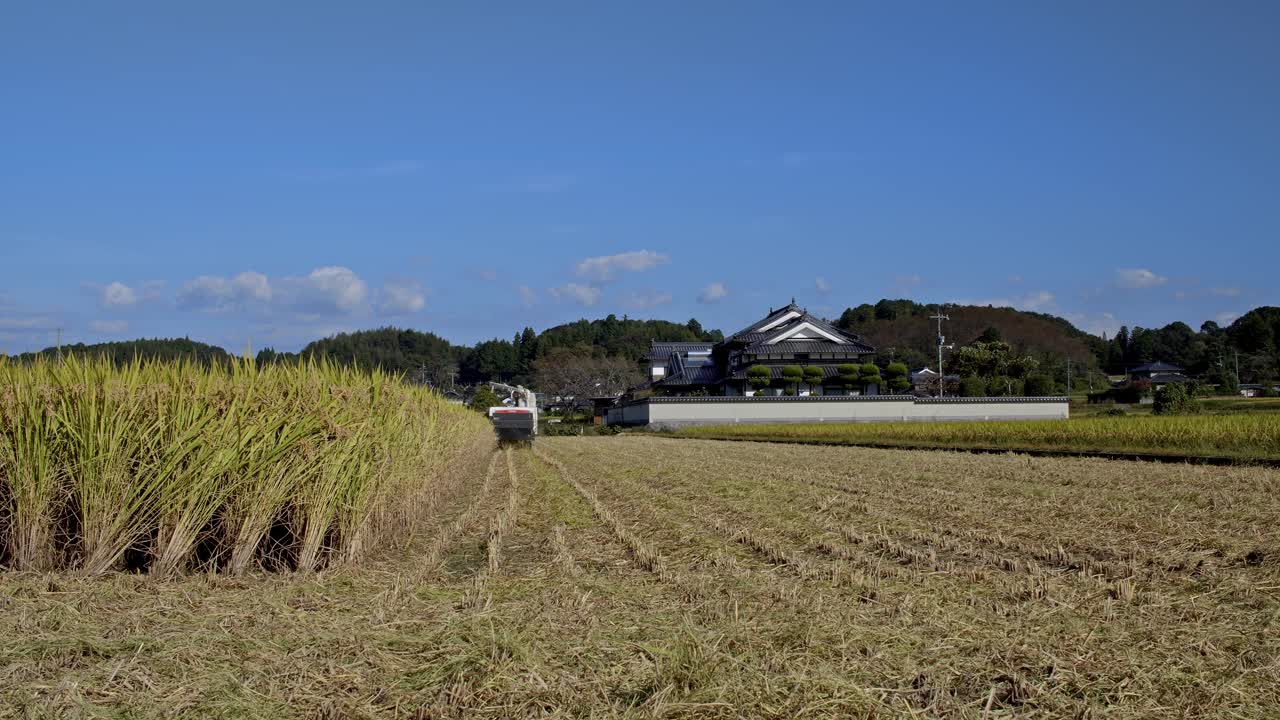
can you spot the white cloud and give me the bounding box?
[90,319,129,334]
[280,266,367,314]
[815,277,830,293]
[575,250,668,282]
[1210,286,1241,297]
[1115,268,1167,289]
[1216,311,1240,326]
[622,290,673,310]
[1019,291,1056,311]
[698,282,729,304]
[233,272,271,302]
[478,269,498,282]
[549,283,601,307]
[379,279,426,315]
[101,282,137,308]
[178,272,273,312]
[1008,274,1024,285]
[1064,312,1121,339]
[950,291,1056,313]
[178,267,368,316]
[517,286,538,306]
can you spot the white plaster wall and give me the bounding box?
[609,398,1069,428]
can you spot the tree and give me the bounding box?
[858,363,881,393]
[1023,373,1054,396]
[470,385,500,413]
[531,350,641,412]
[836,363,860,394]
[515,327,539,381]
[780,366,804,395]
[951,341,1038,382]
[885,362,911,393]
[1211,365,1239,395]
[1153,383,1198,415]
[978,326,1003,343]
[686,318,703,337]
[802,365,825,395]
[959,376,987,397]
[746,365,772,394]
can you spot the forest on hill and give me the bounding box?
[10,303,1280,389]
[836,300,1104,388]
[261,316,723,387]
[15,338,232,366]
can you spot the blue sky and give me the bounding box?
[3,1,1277,353]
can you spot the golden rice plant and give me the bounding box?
[0,354,488,575]
[675,415,1280,460]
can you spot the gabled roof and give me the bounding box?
[1130,361,1184,373]
[1148,372,1191,383]
[726,301,874,352]
[727,300,806,339]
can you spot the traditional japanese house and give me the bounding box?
[642,300,876,396]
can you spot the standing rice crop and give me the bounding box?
[0,354,488,575]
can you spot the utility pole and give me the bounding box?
[1066,358,1072,397]
[1234,350,1240,385]
[929,311,952,398]
[56,328,63,365]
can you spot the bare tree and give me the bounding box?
[531,350,641,412]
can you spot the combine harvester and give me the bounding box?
[486,382,538,446]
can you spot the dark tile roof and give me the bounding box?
[658,365,723,385]
[1148,372,1191,383]
[727,301,804,339]
[1130,361,1184,373]
[742,339,876,355]
[643,342,714,361]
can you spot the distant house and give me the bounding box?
[1127,361,1191,389]
[643,300,876,396]
[1239,383,1279,398]
[909,367,959,396]
[909,368,937,395]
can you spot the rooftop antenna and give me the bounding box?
[929,310,953,397]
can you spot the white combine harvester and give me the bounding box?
[485,382,538,446]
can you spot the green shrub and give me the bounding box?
[802,365,824,393]
[470,386,500,412]
[959,376,986,397]
[859,363,882,393]
[1154,383,1199,415]
[885,362,911,393]
[1023,373,1054,397]
[781,365,803,394]
[746,364,771,392]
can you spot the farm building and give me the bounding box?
[643,300,876,396]
[1127,361,1191,388]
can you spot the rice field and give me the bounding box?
[0,356,488,575]
[3,435,1278,718]
[673,415,1280,461]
